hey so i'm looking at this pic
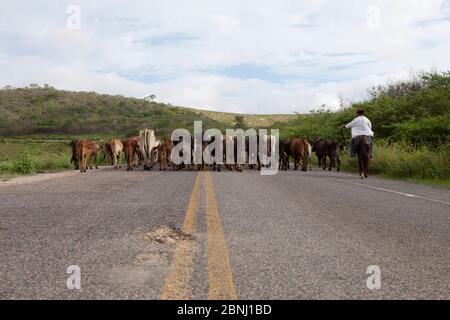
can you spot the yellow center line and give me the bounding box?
[160,172,202,300]
[204,171,238,300]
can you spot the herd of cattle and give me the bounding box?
[70,129,343,173]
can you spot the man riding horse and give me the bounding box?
[341,108,374,178]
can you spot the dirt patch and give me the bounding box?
[144,226,194,245]
[0,171,77,188]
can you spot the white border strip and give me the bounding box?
[330,178,450,206]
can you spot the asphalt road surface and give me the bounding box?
[0,167,449,300]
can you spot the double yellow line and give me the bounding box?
[161,172,237,300]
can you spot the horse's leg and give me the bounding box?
[357,156,363,178]
[358,144,365,179]
[364,149,370,178]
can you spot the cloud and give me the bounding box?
[1,0,450,113]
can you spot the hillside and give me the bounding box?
[0,86,289,137]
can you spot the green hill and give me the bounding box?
[0,86,289,137]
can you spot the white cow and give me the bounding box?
[138,129,160,170]
[305,141,313,170]
[110,139,124,169]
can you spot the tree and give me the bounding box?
[234,115,246,129]
[143,94,156,102]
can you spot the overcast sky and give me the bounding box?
[1,0,450,114]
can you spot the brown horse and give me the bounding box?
[355,135,371,179]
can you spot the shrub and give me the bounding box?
[12,154,36,174]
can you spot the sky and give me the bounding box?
[1,0,450,114]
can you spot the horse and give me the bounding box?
[354,135,371,179]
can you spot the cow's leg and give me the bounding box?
[336,157,341,172]
[117,153,122,169]
[79,157,84,173]
[127,154,132,171]
[113,152,117,169]
[323,156,327,170]
[328,156,333,171]
[83,154,88,173]
[301,153,307,172]
[94,154,98,169]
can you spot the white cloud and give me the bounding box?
[0,0,449,113]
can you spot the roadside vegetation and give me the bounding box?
[275,71,450,185]
[0,72,449,185]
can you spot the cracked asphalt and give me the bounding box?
[0,167,448,299]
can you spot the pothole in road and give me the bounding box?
[144,226,195,245]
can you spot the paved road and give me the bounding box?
[0,167,449,299]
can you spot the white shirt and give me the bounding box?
[345,116,374,138]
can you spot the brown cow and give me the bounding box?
[76,140,100,173]
[157,141,169,171]
[122,137,140,171]
[289,138,308,172]
[162,139,174,170]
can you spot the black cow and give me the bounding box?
[70,140,79,170]
[313,139,341,171]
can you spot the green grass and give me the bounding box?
[334,141,450,188]
[0,139,73,174]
